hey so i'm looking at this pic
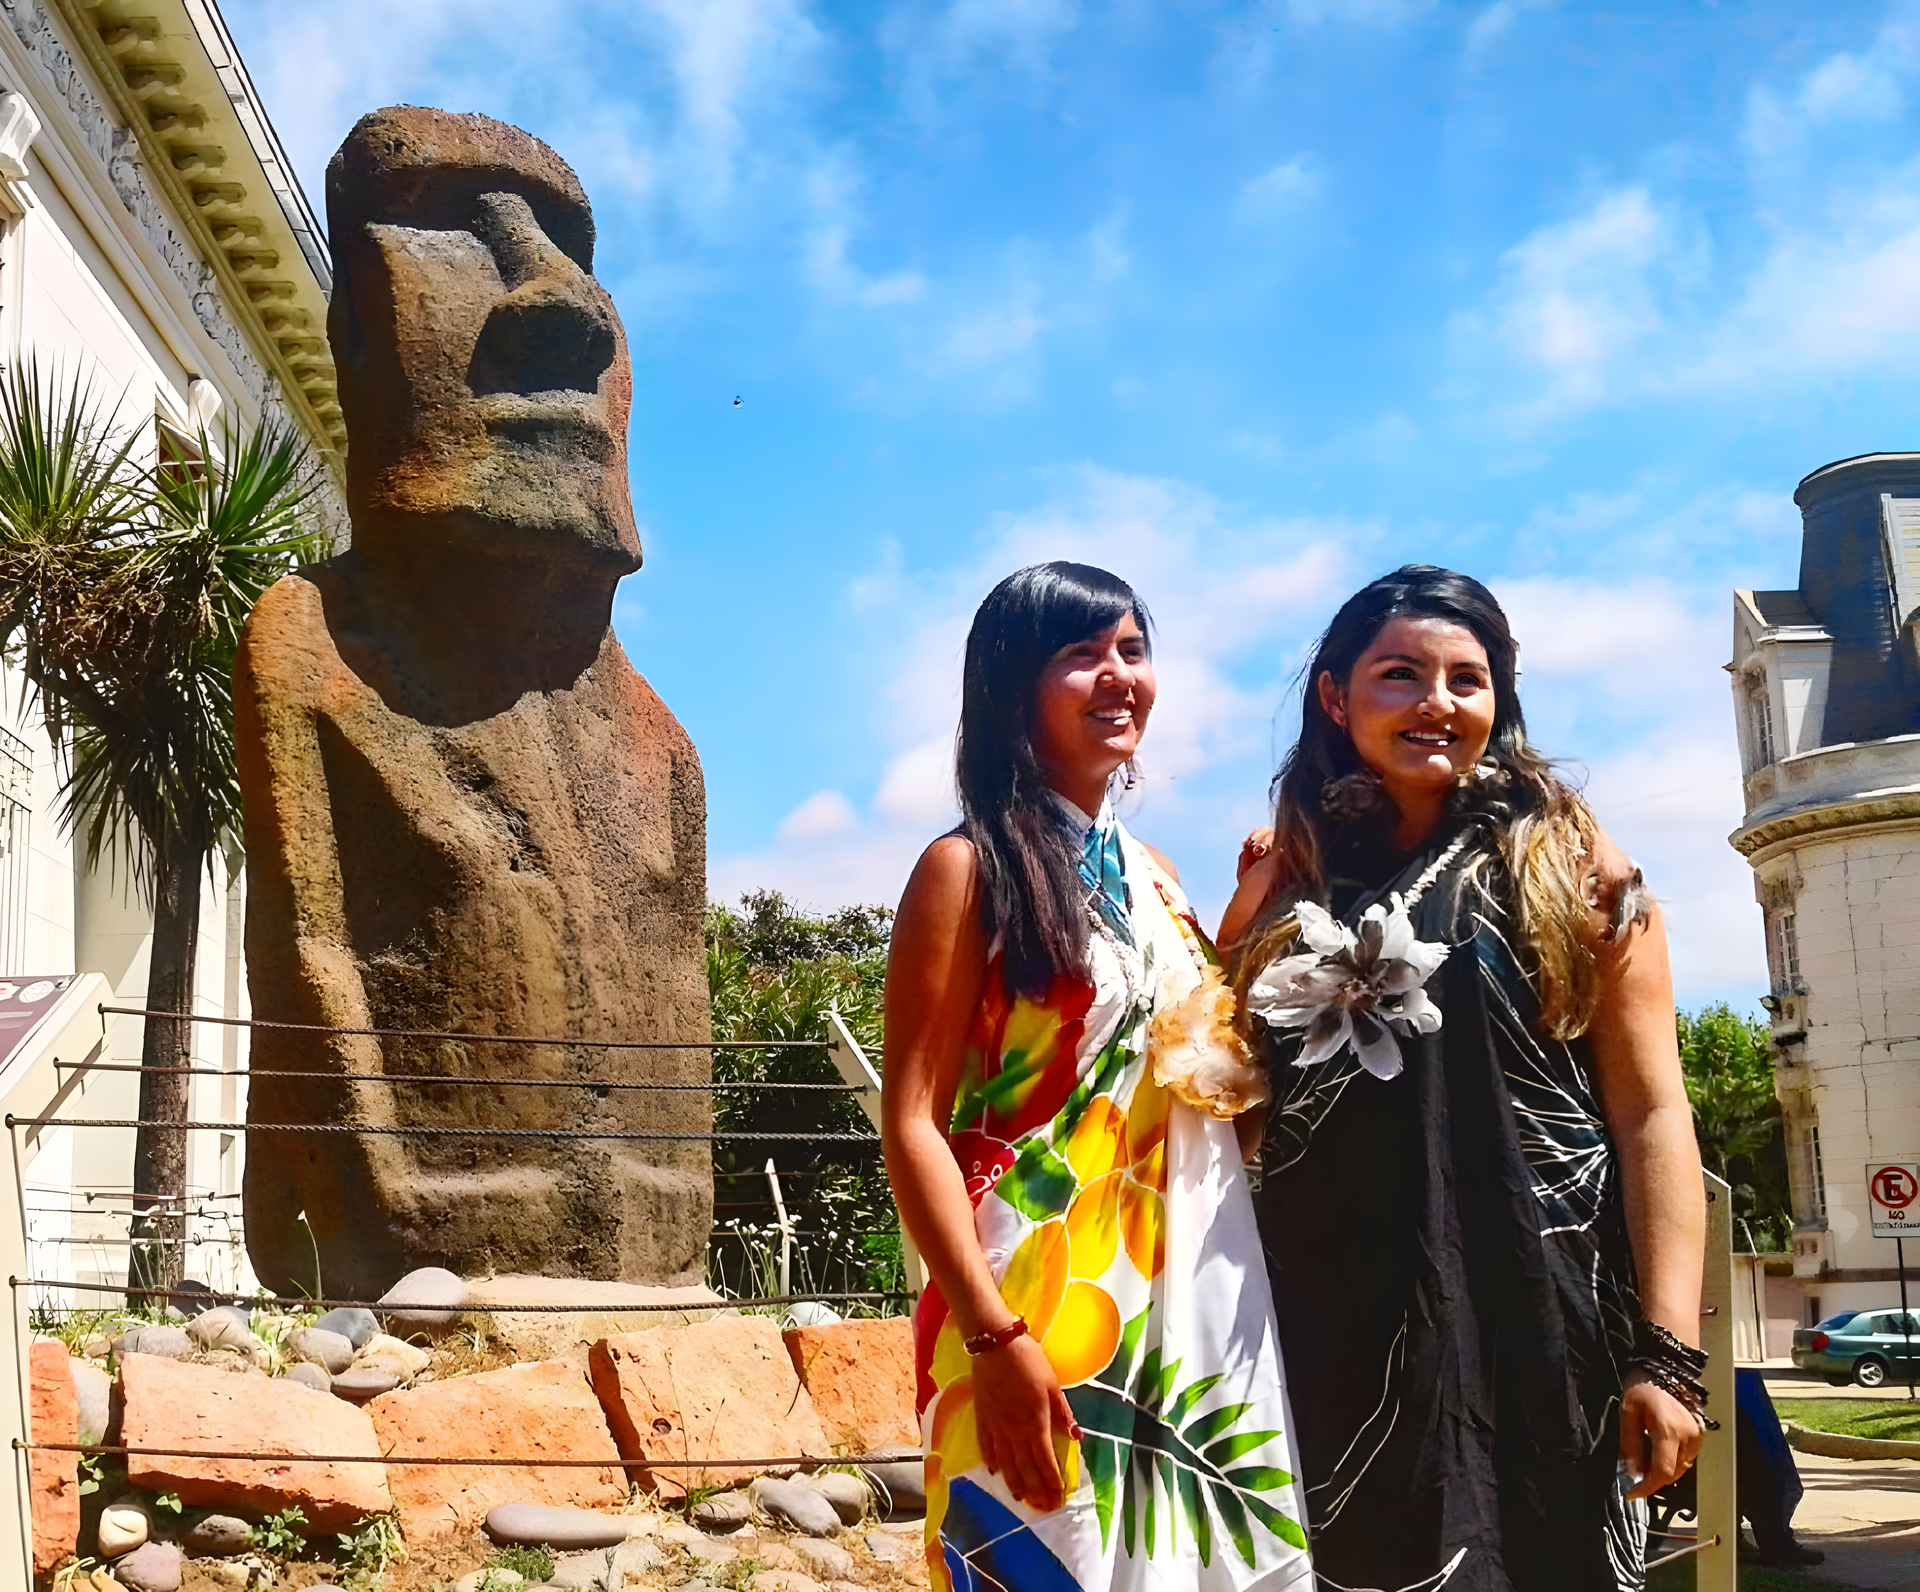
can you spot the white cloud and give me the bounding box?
[1239,155,1323,218]
[777,790,861,839]
[1087,213,1130,284]
[936,282,1047,369]
[803,161,928,306]
[1746,15,1917,156]
[1476,187,1672,410]
[1464,3,1516,60]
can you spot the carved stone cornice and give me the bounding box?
[17,0,345,469]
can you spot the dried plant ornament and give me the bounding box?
[1148,968,1270,1119]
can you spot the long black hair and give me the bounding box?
[1236,564,1607,1038]
[957,562,1152,997]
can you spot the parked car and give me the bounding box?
[1791,1308,1920,1387]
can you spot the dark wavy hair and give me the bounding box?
[1233,564,1607,1038]
[957,562,1152,997]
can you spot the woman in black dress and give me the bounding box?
[1218,566,1708,1592]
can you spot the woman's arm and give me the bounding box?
[1584,832,1707,1501]
[882,836,1077,1512]
[1217,827,1279,952]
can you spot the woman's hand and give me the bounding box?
[971,1334,1079,1513]
[1237,826,1276,881]
[1619,1370,1704,1500]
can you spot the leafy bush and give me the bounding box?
[1677,1003,1792,1252]
[706,891,903,1307]
[486,1544,556,1583]
[250,1506,309,1558]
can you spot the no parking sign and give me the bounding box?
[1867,1162,1920,1236]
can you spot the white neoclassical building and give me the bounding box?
[1730,451,1920,1322]
[0,0,342,1303]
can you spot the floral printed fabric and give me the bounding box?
[914,816,1313,1592]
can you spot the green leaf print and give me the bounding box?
[994,1138,1076,1219]
[1066,1365,1305,1570]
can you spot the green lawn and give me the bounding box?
[1775,1397,1920,1442]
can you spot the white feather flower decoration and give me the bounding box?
[1148,970,1270,1119]
[1244,895,1449,1081]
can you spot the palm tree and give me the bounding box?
[0,363,323,1283]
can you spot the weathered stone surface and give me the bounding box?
[791,1539,855,1582]
[858,1446,924,1516]
[370,1360,623,1540]
[120,1326,192,1361]
[376,1267,470,1328]
[197,1563,251,1590]
[803,1473,869,1527]
[749,1478,842,1538]
[590,1318,829,1500]
[314,1307,378,1349]
[186,1306,251,1346]
[72,1358,111,1446]
[615,1538,665,1573]
[692,1491,753,1531]
[468,1275,724,1361]
[288,1327,356,1374]
[111,1542,182,1592]
[357,1332,431,1375]
[331,1368,401,1403]
[748,1572,822,1592]
[98,1497,150,1556]
[119,1353,390,1529]
[546,1548,625,1590]
[237,107,711,1299]
[181,1513,252,1555]
[684,1537,737,1567]
[483,1500,630,1549]
[283,1362,333,1393]
[783,1320,916,1456]
[30,1340,80,1577]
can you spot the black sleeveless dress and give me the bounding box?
[1253,817,1645,1592]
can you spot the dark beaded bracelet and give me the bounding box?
[1627,1318,1720,1430]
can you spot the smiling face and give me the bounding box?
[327,108,640,577]
[1030,612,1156,812]
[1319,616,1497,808]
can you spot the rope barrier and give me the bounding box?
[100,1005,830,1051]
[11,1277,916,1312]
[6,1116,879,1143]
[1643,1535,1719,1569]
[55,1062,863,1092]
[14,1440,849,1469]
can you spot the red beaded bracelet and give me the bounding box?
[964,1316,1029,1356]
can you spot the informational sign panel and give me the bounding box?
[0,977,76,1070]
[1867,1162,1920,1236]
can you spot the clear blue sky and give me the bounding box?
[220,0,1920,1006]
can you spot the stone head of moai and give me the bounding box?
[235,109,710,1300]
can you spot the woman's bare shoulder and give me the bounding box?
[897,833,981,924]
[1136,840,1181,885]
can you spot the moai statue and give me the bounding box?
[234,109,710,1298]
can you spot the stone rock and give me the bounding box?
[828,1582,866,1592]
[356,1332,430,1375]
[283,1362,332,1393]
[313,1307,378,1349]
[98,1497,150,1556]
[82,1334,113,1359]
[783,1321,917,1456]
[197,1563,250,1591]
[374,1267,471,1329]
[858,1448,925,1516]
[71,1357,112,1446]
[755,1543,801,1571]
[372,1360,623,1540]
[171,1282,217,1318]
[330,1367,401,1402]
[456,1574,524,1592]
[684,1537,737,1566]
[545,1550,624,1591]
[614,1538,665,1574]
[747,1573,823,1592]
[456,1573,525,1592]
[692,1491,753,1531]
[468,1276,726,1362]
[186,1304,250,1336]
[749,1478,842,1538]
[189,1312,268,1364]
[590,1317,829,1500]
[803,1472,869,1527]
[182,1513,252,1555]
[120,1326,192,1361]
[790,1540,854,1582]
[863,1533,905,1563]
[484,1500,631,1549]
[111,1542,183,1592]
[29,1340,80,1577]
[237,112,711,1302]
[287,1327,355,1375]
[119,1352,390,1529]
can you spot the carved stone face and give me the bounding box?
[327,109,641,575]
